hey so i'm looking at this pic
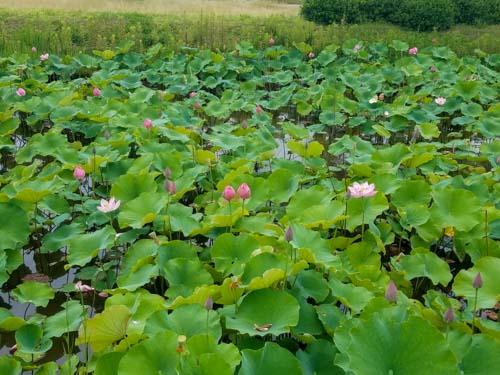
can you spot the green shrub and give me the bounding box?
[300,0,369,25]
[391,0,457,31]
[454,0,500,25]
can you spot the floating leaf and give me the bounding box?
[12,281,54,307]
[239,342,302,375]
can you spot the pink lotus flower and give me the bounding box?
[353,44,361,53]
[434,97,446,106]
[75,280,94,293]
[472,272,483,289]
[385,280,398,302]
[16,88,26,97]
[347,181,377,198]
[31,46,37,52]
[92,87,101,97]
[40,53,49,61]
[237,183,251,200]
[408,47,418,55]
[268,37,275,46]
[308,52,315,58]
[255,105,263,114]
[193,102,201,110]
[73,165,86,180]
[284,226,293,242]
[222,185,235,201]
[143,118,153,129]
[189,91,197,98]
[97,197,121,213]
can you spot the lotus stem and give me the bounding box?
[361,197,365,240]
[472,288,479,333]
[228,200,232,233]
[485,209,489,256]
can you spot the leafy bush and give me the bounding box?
[391,0,457,31]
[454,0,500,24]
[301,0,369,25]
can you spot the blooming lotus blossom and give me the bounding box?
[97,197,121,213]
[75,280,95,293]
[143,118,153,129]
[92,87,101,97]
[353,44,361,53]
[237,183,251,200]
[408,47,418,55]
[31,46,37,52]
[16,88,26,97]
[73,165,86,180]
[222,185,235,201]
[384,111,390,117]
[369,95,379,104]
[268,37,275,46]
[348,181,377,198]
[189,91,197,98]
[434,97,446,106]
[385,280,398,302]
[40,53,49,61]
[308,52,315,58]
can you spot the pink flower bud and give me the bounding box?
[164,167,171,178]
[444,307,454,323]
[189,91,197,98]
[268,37,275,46]
[308,52,315,58]
[164,180,176,194]
[431,37,437,44]
[31,46,37,52]
[255,105,263,114]
[241,119,247,129]
[430,66,436,73]
[222,185,235,201]
[73,165,86,180]
[408,47,418,56]
[16,88,26,97]
[496,155,500,164]
[193,102,201,110]
[143,118,153,129]
[237,183,251,200]
[204,296,214,310]
[385,280,398,303]
[92,87,101,97]
[104,130,111,140]
[285,226,293,242]
[472,272,483,289]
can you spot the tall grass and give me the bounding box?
[0,9,498,56]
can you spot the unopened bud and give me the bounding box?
[472,272,483,289]
[384,280,398,303]
[204,296,213,310]
[444,307,454,323]
[285,226,293,242]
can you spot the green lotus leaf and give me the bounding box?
[430,188,482,232]
[76,304,131,352]
[184,335,241,374]
[0,356,22,375]
[41,223,85,253]
[109,171,157,204]
[15,324,53,354]
[240,252,287,286]
[461,334,500,374]
[453,256,500,310]
[34,362,58,375]
[12,281,54,307]
[345,192,389,232]
[391,180,431,208]
[162,258,213,299]
[371,143,412,168]
[117,239,159,291]
[328,277,373,313]
[292,269,330,303]
[293,296,324,335]
[267,168,300,204]
[334,314,459,375]
[416,122,441,139]
[44,300,85,338]
[15,130,79,164]
[94,352,125,375]
[225,289,299,336]
[118,192,166,229]
[67,225,116,268]
[117,331,179,375]
[167,202,202,236]
[211,233,260,276]
[145,304,221,341]
[395,249,452,286]
[239,342,302,375]
[0,202,30,251]
[297,339,344,375]
[290,223,338,266]
[455,81,481,101]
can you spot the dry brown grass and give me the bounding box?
[0,0,301,16]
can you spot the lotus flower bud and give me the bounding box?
[255,105,263,114]
[73,165,86,180]
[308,52,315,58]
[241,119,247,129]
[143,118,153,129]
[385,280,398,303]
[472,272,483,289]
[268,37,275,46]
[104,130,111,140]
[444,307,454,323]
[189,91,197,98]
[222,185,235,201]
[204,296,213,310]
[31,46,37,52]
[285,226,293,242]
[92,87,101,97]
[237,183,251,200]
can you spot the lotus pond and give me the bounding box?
[0,40,499,374]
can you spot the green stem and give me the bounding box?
[361,197,365,241]
[472,288,479,333]
[485,209,489,256]
[228,200,232,233]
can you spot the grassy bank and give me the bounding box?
[0,9,499,56]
